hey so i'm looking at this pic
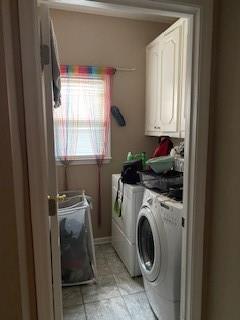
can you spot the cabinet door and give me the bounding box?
[145,42,160,135]
[157,24,182,134]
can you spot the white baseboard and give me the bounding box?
[94,236,112,245]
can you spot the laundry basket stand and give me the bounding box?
[58,190,97,286]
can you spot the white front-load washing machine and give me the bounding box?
[137,189,183,320]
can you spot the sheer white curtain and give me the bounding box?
[54,65,115,225]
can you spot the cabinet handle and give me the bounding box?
[154,126,161,129]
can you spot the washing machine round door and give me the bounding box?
[137,206,161,282]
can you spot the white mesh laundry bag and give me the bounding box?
[58,192,96,286]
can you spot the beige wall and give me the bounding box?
[0,1,36,319]
[203,1,240,319]
[51,9,169,238]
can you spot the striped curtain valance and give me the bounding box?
[60,65,116,77]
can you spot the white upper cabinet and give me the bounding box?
[145,18,189,138]
[158,26,180,133]
[145,42,160,133]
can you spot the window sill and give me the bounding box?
[56,157,112,166]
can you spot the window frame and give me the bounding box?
[54,75,112,164]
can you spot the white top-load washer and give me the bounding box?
[137,188,183,320]
[112,174,144,276]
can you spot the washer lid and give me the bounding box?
[137,205,166,282]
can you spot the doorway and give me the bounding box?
[17,1,213,320]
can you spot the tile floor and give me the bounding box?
[62,243,157,320]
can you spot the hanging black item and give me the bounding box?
[114,159,142,217]
[121,159,142,184]
[111,105,126,126]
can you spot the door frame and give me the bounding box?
[39,4,63,320]
[17,0,213,320]
[17,1,55,320]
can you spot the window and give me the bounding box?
[54,66,114,162]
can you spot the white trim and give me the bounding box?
[40,0,177,23]
[56,158,112,165]
[94,237,112,245]
[40,4,63,320]
[18,1,54,320]
[18,1,213,320]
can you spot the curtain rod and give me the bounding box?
[115,67,136,72]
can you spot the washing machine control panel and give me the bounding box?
[160,202,181,227]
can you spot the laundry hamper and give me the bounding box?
[58,191,97,286]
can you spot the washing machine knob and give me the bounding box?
[147,197,153,205]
